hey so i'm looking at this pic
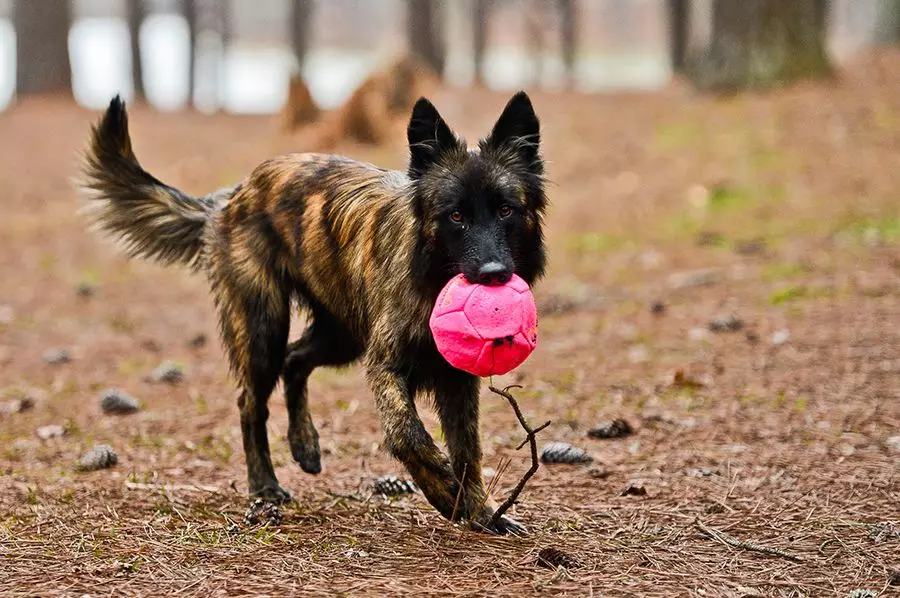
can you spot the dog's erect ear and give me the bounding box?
[407,97,458,178]
[485,91,540,168]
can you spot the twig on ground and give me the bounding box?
[695,519,804,562]
[451,464,467,523]
[325,490,369,502]
[488,385,551,529]
[124,482,221,494]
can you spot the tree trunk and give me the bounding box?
[289,0,313,71]
[524,1,545,85]
[13,0,72,96]
[668,0,689,74]
[127,0,145,101]
[407,0,445,76]
[875,0,900,43]
[185,0,198,107]
[472,0,490,85]
[558,0,577,83]
[687,0,832,93]
[217,0,231,109]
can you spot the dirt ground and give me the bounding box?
[1,52,899,598]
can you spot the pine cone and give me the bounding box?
[149,361,184,384]
[587,418,633,439]
[372,475,417,496]
[620,483,647,497]
[536,547,580,570]
[540,442,593,464]
[888,570,900,587]
[42,348,71,365]
[76,282,97,297]
[187,333,207,349]
[77,444,118,471]
[708,313,744,333]
[243,499,283,527]
[100,389,140,414]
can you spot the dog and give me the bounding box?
[78,90,547,534]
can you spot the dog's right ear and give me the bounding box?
[407,98,458,179]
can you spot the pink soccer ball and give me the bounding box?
[429,273,538,377]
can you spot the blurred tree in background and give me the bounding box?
[290,0,313,72]
[475,0,577,88]
[14,1,72,96]
[185,0,198,104]
[875,0,900,43]
[127,0,145,101]
[407,0,445,76]
[3,0,885,107]
[473,0,490,86]
[668,0,690,74]
[686,0,832,92]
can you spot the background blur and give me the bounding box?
[0,0,897,112]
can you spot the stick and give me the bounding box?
[695,519,804,562]
[451,464,467,523]
[124,482,221,494]
[488,385,551,529]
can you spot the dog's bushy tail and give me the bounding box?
[78,95,231,271]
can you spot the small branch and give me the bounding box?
[324,490,368,502]
[451,464,467,523]
[124,482,220,494]
[695,519,804,562]
[488,385,551,529]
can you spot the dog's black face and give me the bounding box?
[408,92,547,292]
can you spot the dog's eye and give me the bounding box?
[450,211,463,223]
[498,205,512,218]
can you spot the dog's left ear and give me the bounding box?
[407,97,459,179]
[485,91,540,167]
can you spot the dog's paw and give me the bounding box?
[469,507,528,536]
[289,433,322,474]
[250,483,293,504]
[491,514,528,536]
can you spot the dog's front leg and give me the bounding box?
[366,363,462,521]
[433,370,527,535]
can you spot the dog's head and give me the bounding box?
[408,91,547,293]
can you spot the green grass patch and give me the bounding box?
[707,185,753,213]
[194,393,209,415]
[768,284,832,305]
[836,216,900,245]
[78,266,102,287]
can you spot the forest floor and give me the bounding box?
[1,51,899,598]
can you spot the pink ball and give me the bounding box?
[429,273,538,377]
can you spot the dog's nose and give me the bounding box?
[477,262,511,286]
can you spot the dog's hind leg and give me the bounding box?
[209,222,293,502]
[283,312,362,474]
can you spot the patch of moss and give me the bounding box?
[769,284,832,305]
[837,216,900,246]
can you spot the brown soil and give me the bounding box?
[1,52,899,597]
